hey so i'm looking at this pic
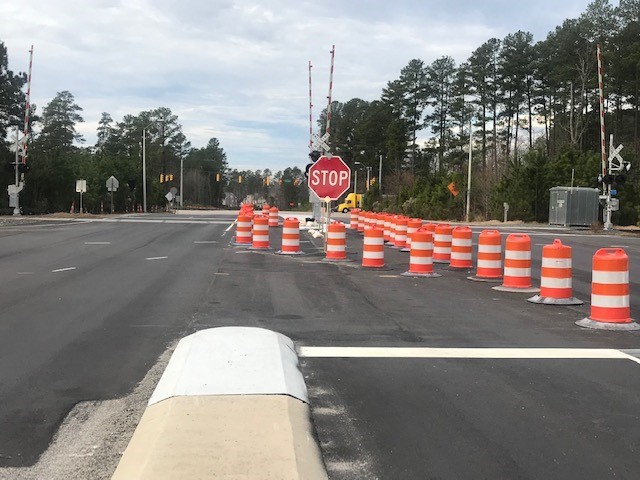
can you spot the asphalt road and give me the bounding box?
[1,212,639,479]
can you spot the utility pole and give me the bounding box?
[466,116,473,223]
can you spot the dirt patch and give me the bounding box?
[0,342,176,480]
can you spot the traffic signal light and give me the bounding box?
[160,173,165,183]
[309,150,321,162]
[216,173,221,182]
[238,175,242,183]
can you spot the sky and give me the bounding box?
[2,0,595,173]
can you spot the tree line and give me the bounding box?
[0,44,309,213]
[322,0,640,225]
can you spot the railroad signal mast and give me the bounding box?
[597,44,631,230]
[8,45,33,216]
[307,46,336,222]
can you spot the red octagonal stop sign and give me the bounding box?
[308,156,351,201]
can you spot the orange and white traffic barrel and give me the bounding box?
[388,216,399,246]
[383,215,392,243]
[362,227,385,268]
[528,239,582,305]
[392,217,408,249]
[268,207,279,227]
[374,213,384,231]
[468,230,502,282]
[493,233,539,293]
[433,224,453,264]
[234,214,253,245]
[421,223,436,235]
[325,222,348,261]
[350,209,360,230]
[276,217,302,255]
[449,226,473,270]
[403,218,423,252]
[250,215,270,250]
[576,248,639,330]
[402,230,441,278]
[357,211,366,233]
[366,211,375,230]
[262,204,270,218]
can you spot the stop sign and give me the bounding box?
[308,156,351,201]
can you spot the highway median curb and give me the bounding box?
[111,327,328,480]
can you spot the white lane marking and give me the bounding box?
[222,220,236,237]
[17,272,34,275]
[609,245,629,248]
[194,240,218,244]
[214,272,230,276]
[378,275,400,278]
[146,256,168,261]
[85,241,111,245]
[52,267,77,273]
[298,347,640,365]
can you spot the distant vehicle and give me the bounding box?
[336,193,362,213]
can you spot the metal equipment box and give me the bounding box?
[549,187,599,227]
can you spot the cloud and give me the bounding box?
[1,0,592,172]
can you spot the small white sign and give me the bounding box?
[76,179,87,193]
[165,192,174,201]
[106,175,119,191]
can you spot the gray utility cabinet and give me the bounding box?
[549,187,599,227]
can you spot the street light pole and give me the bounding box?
[465,116,473,223]
[180,155,184,208]
[142,128,148,213]
[378,154,383,195]
[366,166,372,191]
[354,161,361,195]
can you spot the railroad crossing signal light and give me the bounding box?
[160,173,165,183]
[17,163,30,173]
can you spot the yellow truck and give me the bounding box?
[336,193,362,213]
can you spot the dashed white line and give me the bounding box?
[297,347,640,366]
[194,240,218,244]
[85,241,111,245]
[52,267,77,273]
[17,272,34,275]
[146,256,168,261]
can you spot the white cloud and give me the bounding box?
[1,0,593,172]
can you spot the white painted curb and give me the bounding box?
[149,326,308,405]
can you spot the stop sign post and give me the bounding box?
[308,156,351,201]
[308,156,350,246]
